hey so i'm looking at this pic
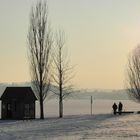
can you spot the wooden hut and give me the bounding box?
[0,87,37,120]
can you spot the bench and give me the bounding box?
[116,111,134,114]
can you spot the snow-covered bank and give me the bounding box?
[0,114,140,140]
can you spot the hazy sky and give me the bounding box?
[0,0,140,89]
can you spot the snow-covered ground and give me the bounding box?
[0,114,140,139]
[0,99,140,140]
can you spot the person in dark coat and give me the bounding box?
[112,102,117,115]
[118,102,123,115]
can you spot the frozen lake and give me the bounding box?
[36,99,140,118]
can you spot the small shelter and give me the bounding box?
[0,87,37,120]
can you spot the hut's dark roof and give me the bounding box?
[0,87,37,101]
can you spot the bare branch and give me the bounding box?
[27,0,53,119]
[52,29,75,118]
[126,45,140,102]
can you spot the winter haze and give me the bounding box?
[1,0,140,89]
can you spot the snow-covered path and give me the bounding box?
[0,114,140,140]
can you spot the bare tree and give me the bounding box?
[27,1,53,119]
[127,45,140,102]
[53,30,74,118]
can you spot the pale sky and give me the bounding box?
[0,0,140,89]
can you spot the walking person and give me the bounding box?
[118,102,123,115]
[112,102,117,115]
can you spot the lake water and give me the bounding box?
[36,99,140,118]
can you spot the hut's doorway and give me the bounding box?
[24,104,30,118]
[6,103,12,119]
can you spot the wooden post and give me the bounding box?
[91,96,93,115]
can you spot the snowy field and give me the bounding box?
[0,99,140,140]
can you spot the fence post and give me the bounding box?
[91,96,93,115]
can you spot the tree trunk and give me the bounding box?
[59,95,63,118]
[40,79,44,119]
[59,76,63,118]
[40,95,44,119]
